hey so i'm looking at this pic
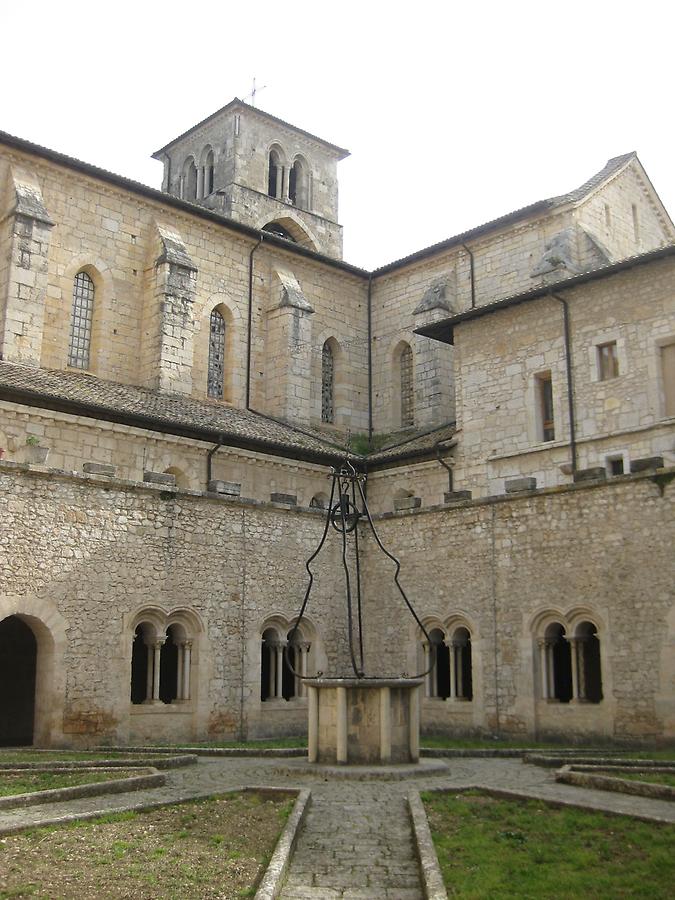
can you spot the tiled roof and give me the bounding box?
[373,154,638,276]
[366,422,457,466]
[0,361,352,465]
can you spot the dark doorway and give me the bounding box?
[0,616,37,746]
[159,627,179,704]
[130,625,148,704]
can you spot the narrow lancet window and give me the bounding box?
[208,308,226,399]
[322,341,335,424]
[68,271,95,369]
[400,343,414,427]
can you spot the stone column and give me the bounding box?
[182,640,192,701]
[538,639,549,699]
[409,684,420,763]
[336,687,348,764]
[449,642,457,699]
[379,687,392,763]
[145,642,154,703]
[296,642,310,698]
[176,643,185,701]
[577,638,587,701]
[276,641,286,699]
[422,643,432,697]
[281,165,290,201]
[307,686,318,763]
[267,642,277,700]
[455,641,465,698]
[546,641,556,701]
[197,167,204,200]
[568,638,580,701]
[152,639,165,703]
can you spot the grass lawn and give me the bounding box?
[0,791,293,899]
[614,771,675,788]
[423,791,675,898]
[0,770,140,797]
[0,751,147,763]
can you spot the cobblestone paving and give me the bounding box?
[1,756,673,898]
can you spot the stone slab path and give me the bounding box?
[0,756,673,898]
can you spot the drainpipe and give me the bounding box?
[367,273,373,447]
[550,291,577,475]
[246,235,264,410]
[462,243,476,309]
[434,437,457,492]
[206,438,224,488]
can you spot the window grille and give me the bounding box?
[322,342,335,423]
[68,271,95,369]
[400,344,414,427]
[208,309,226,399]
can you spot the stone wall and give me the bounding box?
[453,255,675,497]
[0,461,355,746]
[362,471,675,742]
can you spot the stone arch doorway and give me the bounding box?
[0,616,37,745]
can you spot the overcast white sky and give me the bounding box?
[1,1,673,269]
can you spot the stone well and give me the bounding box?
[306,677,422,765]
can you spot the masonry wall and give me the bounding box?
[0,146,367,432]
[0,462,355,746]
[362,472,675,742]
[452,256,675,497]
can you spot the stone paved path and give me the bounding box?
[0,756,673,898]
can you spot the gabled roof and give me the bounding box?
[415,244,675,345]
[0,361,352,466]
[152,98,350,160]
[372,153,648,277]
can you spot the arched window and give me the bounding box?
[261,621,313,702]
[321,340,335,424]
[539,622,572,702]
[424,628,450,699]
[68,271,95,369]
[400,343,414,427]
[207,308,226,399]
[573,621,603,703]
[130,614,196,705]
[451,626,473,701]
[268,149,282,199]
[183,156,198,200]
[204,148,215,196]
[289,157,308,208]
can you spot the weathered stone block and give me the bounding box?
[505,477,537,493]
[630,456,664,473]
[143,471,175,486]
[394,496,422,511]
[208,479,241,496]
[270,492,297,505]
[444,490,472,503]
[82,463,116,477]
[573,467,607,483]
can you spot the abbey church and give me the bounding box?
[0,99,673,748]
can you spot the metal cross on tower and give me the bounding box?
[243,77,267,107]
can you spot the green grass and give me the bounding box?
[0,770,136,797]
[614,771,675,787]
[0,750,144,762]
[148,737,307,750]
[423,791,675,898]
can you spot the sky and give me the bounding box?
[1,1,673,270]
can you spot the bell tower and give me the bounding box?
[152,98,349,259]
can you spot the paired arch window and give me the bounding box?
[422,624,473,701]
[400,343,415,427]
[261,623,312,701]
[204,148,215,196]
[68,271,95,369]
[182,157,198,201]
[321,340,335,423]
[130,613,198,705]
[537,618,603,703]
[207,308,227,399]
